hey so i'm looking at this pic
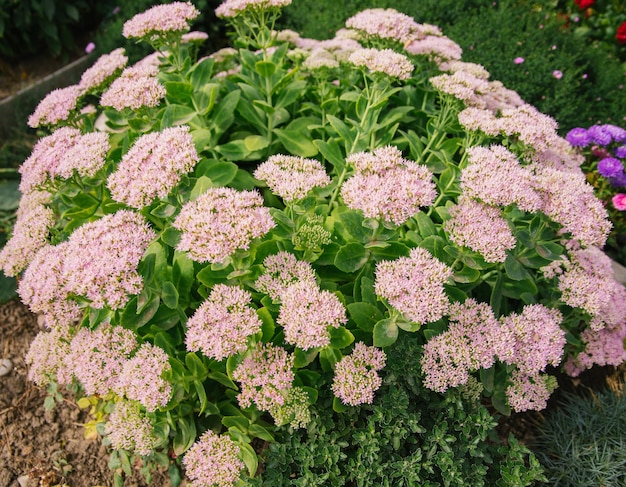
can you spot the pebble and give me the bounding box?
[0,358,12,376]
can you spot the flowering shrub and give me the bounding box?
[2,0,626,484]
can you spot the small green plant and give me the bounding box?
[533,387,626,486]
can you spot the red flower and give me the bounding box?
[617,21,626,45]
[574,0,594,9]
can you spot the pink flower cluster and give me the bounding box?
[374,247,452,324]
[114,342,172,411]
[341,146,436,225]
[62,211,156,309]
[557,247,626,330]
[232,343,294,412]
[331,342,386,406]
[277,281,347,350]
[255,251,317,301]
[183,430,244,487]
[108,126,199,208]
[66,322,138,395]
[27,85,83,128]
[105,400,157,456]
[25,327,72,387]
[186,284,263,361]
[79,48,128,92]
[174,187,275,264]
[122,2,199,39]
[254,154,331,202]
[0,190,54,277]
[348,48,414,80]
[462,145,541,212]
[445,196,516,263]
[215,0,292,18]
[405,36,463,63]
[268,387,311,428]
[345,8,423,44]
[506,370,557,412]
[564,321,626,377]
[100,64,165,111]
[421,301,565,411]
[421,299,504,392]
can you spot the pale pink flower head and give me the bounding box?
[506,370,557,412]
[277,281,347,350]
[181,31,209,43]
[254,154,331,202]
[0,191,55,277]
[79,48,128,92]
[404,36,463,64]
[558,246,626,329]
[215,0,292,18]
[114,342,172,412]
[564,320,626,377]
[345,8,422,44]
[27,84,83,128]
[444,196,516,263]
[341,146,436,225]
[421,299,505,393]
[374,247,452,324]
[498,304,565,375]
[85,42,96,54]
[62,210,156,310]
[186,284,263,361]
[122,2,200,39]
[108,126,199,208]
[183,430,245,487]
[462,145,541,212]
[332,342,386,406]
[100,64,165,111]
[232,342,295,412]
[255,251,317,301]
[18,127,82,192]
[348,48,414,80]
[17,242,81,325]
[429,71,491,108]
[105,400,156,456]
[552,70,563,79]
[55,131,110,180]
[613,193,626,211]
[25,327,73,387]
[174,187,275,264]
[513,57,525,64]
[65,322,138,396]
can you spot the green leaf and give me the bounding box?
[244,135,270,152]
[173,416,197,456]
[164,81,194,105]
[161,227,181,247]
[211,90,241,131]
[257,307,276,340]
[373,319,398,347]
[334,243,369,273]
[333,396,349,412]
[326,115,354,150]
[195,159,238,186]
[161,281,179,309]
[238,442,258,477]
[491,389,511,416]
[452,264,481,283]
[120,295,160,330]
[173,251,194,305]
[415,210,437,237]
[329,326,355,349]
[347,302,383,332]
[192,83,219,114]
[490,273,503,317]
[504,254,530,281]
[189,57,215,86]
[222,415,250,430]
[185,352,208,379]
[160,104,197,128]
[314,138,345,173]
[274,128,319,157]
[255,60,276,77]
[248,423,275,442]
[319,347,342,371]
[294,348,319,368]
[207,370,237,389]
[480,366,495,394]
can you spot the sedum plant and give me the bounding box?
[1,0,625,485]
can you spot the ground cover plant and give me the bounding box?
[1,1,626,485]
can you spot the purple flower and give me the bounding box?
[603,124,626,143]
[565,127,591,147]
[552,70,563,79]
[588,124,612,146]
[609,171,626,188]
[615,146,626,158]
[85,42,96,54]
[598,157,624,178]
[513,57,525,64]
